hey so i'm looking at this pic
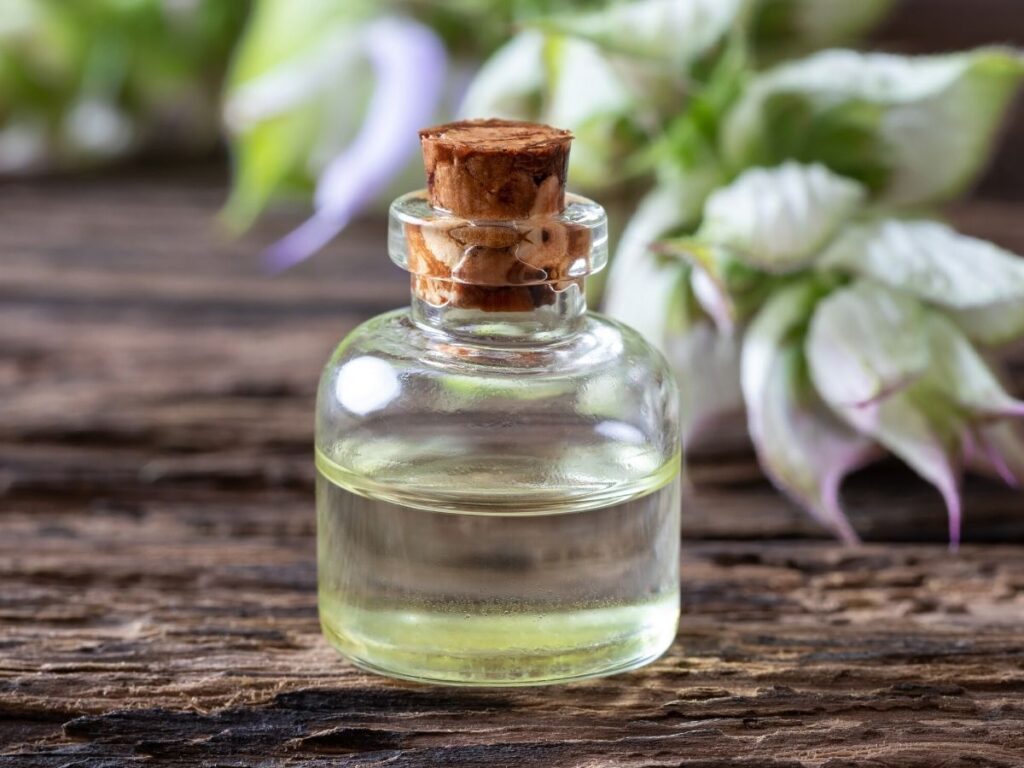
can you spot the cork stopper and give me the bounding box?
[403,119,592,313]
[419,119,573,220]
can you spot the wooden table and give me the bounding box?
[3,2,1024,760]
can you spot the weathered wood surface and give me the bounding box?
[4,530,1024,766]
[3,4,1024,761]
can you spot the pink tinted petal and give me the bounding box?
[973,426,1019,488]
[847,374,919,409]
[939,480,963,553]
[822,489,860,545]
[262,212,347,272]
[265,16,447,273]
[820,446,881,545]
[756,430,869,545]
[966,422,1024,488]
[747,346,873,545]
[831,389,966,549]
[987,442,1019,488]
[691,270,735,333]
[988,400,1024,419]
[922,442,963,551]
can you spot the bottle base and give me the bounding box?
[319,594,679,686]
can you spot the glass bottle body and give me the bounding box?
[316,295,682,685]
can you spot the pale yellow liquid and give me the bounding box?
[316,450,680,686]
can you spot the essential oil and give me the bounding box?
[316,120,681,685]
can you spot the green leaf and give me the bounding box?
[925,313,1024,420]
[806,280,930,407]
[0,0,245,171]
[752,0,896,58]
[808,287,965,545]
[819,219,1024,310]
[656,239,748,332]
[968,421,1024,488]
[723,48,1024,205]
[699,162,865,271]
[605,180,743,438]
[222,0,373,230]
[541,36,638,188]
[672,319,743,441]
[222,106,327,231]
[605,179,712,343]
[458,31,547,122]
[650,22,750,177]
[830,383,964,546]
[528,0,751,69]
[228,0,371,85]
[742,280,874,542]
[950,301,1024,347]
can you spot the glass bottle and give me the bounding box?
[316,119,682,685]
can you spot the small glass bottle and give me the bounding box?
[316,119,681,685]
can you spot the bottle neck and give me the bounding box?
[390,190,608,345]
[410,279,587,343]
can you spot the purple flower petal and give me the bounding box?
[966,422,1024,489]
[262,212,349,273]
[264,16,447,272]
[750,351,875,545]
[742,282,876,544]
[690,269,735,333]
[843,395,964,551]
[939,479,963,553]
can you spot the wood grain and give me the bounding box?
[4,527,1024,766]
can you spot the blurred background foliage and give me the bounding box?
[0,0,898,215]
[0,0,246,171]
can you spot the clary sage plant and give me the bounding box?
[464,1,1024,546]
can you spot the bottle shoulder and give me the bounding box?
[327,309,674,381]
[317,309,681,506]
